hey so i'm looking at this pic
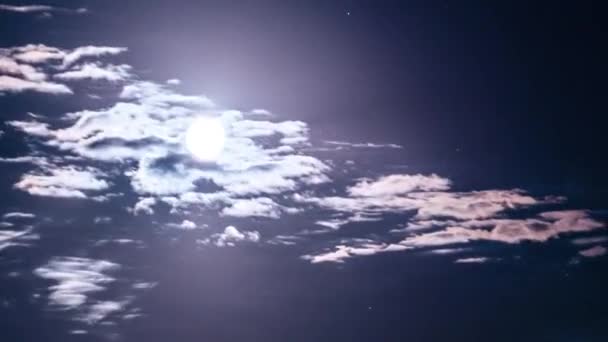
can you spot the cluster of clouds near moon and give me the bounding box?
[1,43,606,268]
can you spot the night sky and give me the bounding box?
[1,1,607,341]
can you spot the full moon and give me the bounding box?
[185,117,226,161]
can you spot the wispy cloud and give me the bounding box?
[199,226,261,247]
[324,140,403,149]
[455,257,491,264]
[579,245,607,258]
[302,241,409,263]
[3,211,35,219]
[14,166,109,199]
[55,63,132,82]
[34,257,127,323]
[0,4,87,15]
[1,44,128,94]
[0,75,71,94]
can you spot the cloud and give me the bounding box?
[3,44,126,69]
[132,197,156,215]
[578,245,607,258]
[297,176,542,221]
[221,197,294,218]
[14,166,109,199]
[34,257,125,323]
[0,4,55,12]
[0,156,49,166]
[267,235,302,246]
[55,63,132,82]
[410,190,543,220]
[61,46,127,68]
[571,236,608,245]
[400,210,603,247]
[0,55,46,80]
[0,4,86,14]
[455,257,491,264]
[0,75,72,94]
[3,212,35,219]
[83,301,126,324]
[302,242,410,263]
[250,108,272,116]
[6,120,53,136]
[0,44,128,94]
[303,209,603,263]
[93,216,112,224]
[166,78,180,85]
[300,172,602,263]
[10,76,330,216]
[0,54,72,94]
[314,213,382,232]
[200,226,260,247]
[10,44,65,64]
[427,247,469,255]
[167,219,198,230]
[323,140,403,149]
[347,174,450,197]
[0,228,38,251]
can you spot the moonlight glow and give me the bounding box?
[185,117,226,161]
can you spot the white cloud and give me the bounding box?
[6,120,53,136]
[11,77,330,216]
[55,63,132,82]
[62,46,127,68]
[324,140,403,149]
[0,4,54,12]
[221,197,285,218]
[0,228,38,251]
[455,257,491,264]
[14,166,109,199]
[428,247,469,255]
[93,216,112,224]
[3,212,35,219]
[11,44,65,64]
[267,235,302,246]
[302,242,410,264]
[34,257,125,323]
[33,259,114,306]
[201,226,260,247]
[410,190,542,220]
[166,78,180,85]
[3,44,125,69]
[579,245,607,258]
[250,108,272,116]
[168,219,198,230]
[347,174,450,197]
[132,197,156,215]
[0,155,49,165]
[0,75,72,94]
[83,300,126,324]
[0,56,46,80]
[0,44,128,94]
[0,4,86,14]
[314,213,382,231]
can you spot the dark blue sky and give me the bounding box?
[1,1,607,341]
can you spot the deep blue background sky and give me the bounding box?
[1,1,607,341]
